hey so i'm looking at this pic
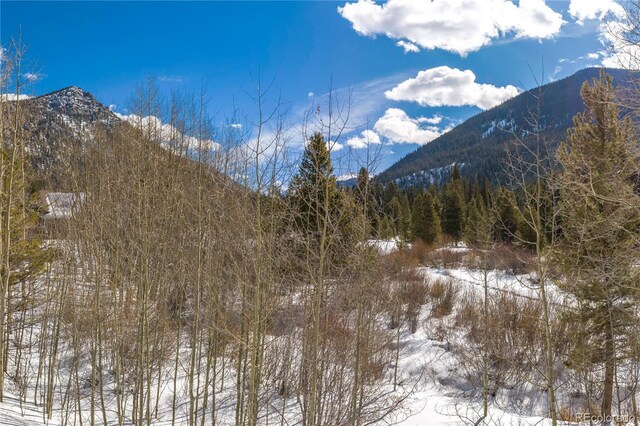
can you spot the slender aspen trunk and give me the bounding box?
[171,325,180,426]
[602,320,615,418]
[483,268,489,418]
[0,48,23,401]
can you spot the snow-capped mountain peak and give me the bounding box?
[27,86,119,124]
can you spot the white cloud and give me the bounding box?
[229,123,243,129]
[338,0,564,56]
[396,40,419,53]
[328,139,344,151]
[116,113,220,152]
[346,129,382,149]
[569,0,624,25]
[417,115,443,125]
[596,6,640,70]
[22,72,43,82]
[548,64,563,82]
[570,0,640,69]
[300,72,409,134]
[373,108,445,145]
[1,93,31,101]
[385,66,519,110]
[157,75,183,83]
[557,52,602,65]
[600,19,640,69]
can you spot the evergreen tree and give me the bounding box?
[555,72,640,419]
[411,192,440,244]
[289,132,338,238]
[288,132,363,265]
[377,215,395,240]
[464,195,491,248]
[514,182,553,250]
[451,163,462,181]
[472,176,481,201]
[441,182,465,244]
[371,180,385,215]
[354,167,379,237]
[397,194,411,241]
[381,182,399,217]
[480,177,492,206]
[388,197,402,238]
[493,188,519,243]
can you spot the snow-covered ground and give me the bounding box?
[367,238,402,255]
[0,244,574,425]
[0,392,60,426]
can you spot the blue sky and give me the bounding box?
[1,1,627,175]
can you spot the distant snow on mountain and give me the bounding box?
[394,162,464,188]
[379,67,638,186]
[481,117,516,139]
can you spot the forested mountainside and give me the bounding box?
[4,86,225,191]
[4,86,121,188]
[378,67,638,187]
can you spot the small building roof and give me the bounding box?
[44,192,85,219]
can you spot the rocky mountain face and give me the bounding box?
[378,67,639,187]
[4,86,122,188]
[28,86,118,124]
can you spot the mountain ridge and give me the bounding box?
[8,68,638,190]
[378,67,639,187]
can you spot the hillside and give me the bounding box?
[4,86,122,188]
[3,86,223,191]
[378,67,639,186]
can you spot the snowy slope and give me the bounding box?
[1,246,568,426]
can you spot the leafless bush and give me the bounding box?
[426,248,466,269]
[400,279,429,333]
[405,239,436,265]
[382,249,426,332]
[451,290,550,399]
[428,278,459,319]
[491,245,535,275]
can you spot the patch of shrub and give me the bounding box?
[425,248,466,269]
[427,278,458,318]
[491,245,535,275]
[405,239,436,265]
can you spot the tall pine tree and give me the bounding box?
[289,132,338,238]
[411,191,440,245]
[354,167,379,237]
[441,174,465,245]
[464,195,491,248]
[556,72,640,419]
